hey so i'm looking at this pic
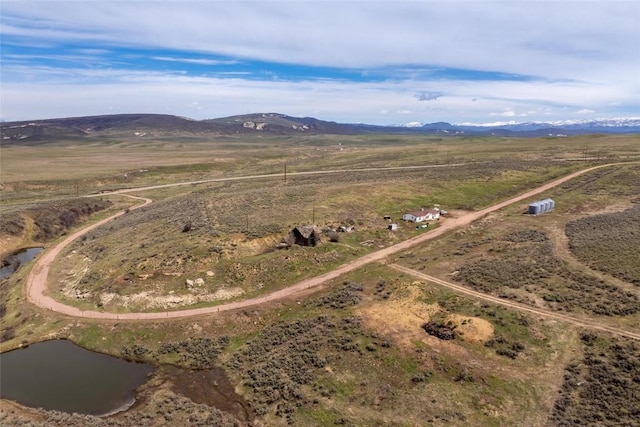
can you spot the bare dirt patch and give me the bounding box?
[445,314,494,343]
[357,282,440,349]
[159,365,252,423]
[98,287,245,310]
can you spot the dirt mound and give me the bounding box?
[445,314,494,343]
[358,283,440,349]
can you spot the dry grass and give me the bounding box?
[2,133,640,426]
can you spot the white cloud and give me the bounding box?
[1,68,633,124]
[1,1,639,123]
[152,56,239,66]
[2,2,638,79]
[501,110,516,117]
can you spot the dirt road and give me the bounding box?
[86,163,469,196]
[26,162,636,323]
[389,264,640,341]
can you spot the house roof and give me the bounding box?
[405,208,439,217]
[293,225,321,238]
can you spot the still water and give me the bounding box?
[0,340,154,415]
[0,247,44,279]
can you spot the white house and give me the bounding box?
[402,208,440,223]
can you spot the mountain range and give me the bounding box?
[2,113,639,143]
[398,117,640,135]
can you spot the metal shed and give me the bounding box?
[529,198,555,215]
[528,201,542,215]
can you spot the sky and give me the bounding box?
[1,1,639,125]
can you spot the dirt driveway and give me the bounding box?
[25,162,635,321]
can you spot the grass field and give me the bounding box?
[1,133,639,426]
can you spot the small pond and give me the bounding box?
[0,340,154,415]
[0,247,44,279]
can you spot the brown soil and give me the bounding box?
[357,283,440,349]
[390,264,640,341]
[159,365,252,423]
[445,314,494,343]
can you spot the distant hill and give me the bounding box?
[0,114,221,143]
[2,113,639,144]
[0,113,373,143]
[204,113,368,135]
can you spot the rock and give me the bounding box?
[206,271,214,277]
[185,279,194,287]
[195,278,205,286]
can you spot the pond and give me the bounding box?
[0,340,154,415]
[0,247,44,279]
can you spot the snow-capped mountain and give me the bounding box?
[455,117,640,128]
[454,117,640,131]
[401,121,424,128]
[399,117,640,135]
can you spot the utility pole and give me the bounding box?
[284,162,287,182]
[312,206,315,224]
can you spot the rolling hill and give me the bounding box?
[2,113,639,144]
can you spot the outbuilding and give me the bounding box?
[289,225,322,246]
[528,198,555,215]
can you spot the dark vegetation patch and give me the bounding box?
[121,336,230,369]
[373,279,392,300]
[422,321,457,340]
[484,335,526,359]
[32,199,112,241]
[453,234,639,315]
[557,167,618,194]
[559,165,640,197]
[0,213,25,236]
[453,237,493,256]
[0,198,112,242]
[548,333,640,426]
[226,283,386,423]
[228,316,333,422]
[310,282,363,309]
[1,325,16,342]
[0,389,243,427]
[566,204,640,286]
[0,280,9,319]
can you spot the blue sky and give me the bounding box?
[1,1,639,125]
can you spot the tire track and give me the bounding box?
[388,264,640,341]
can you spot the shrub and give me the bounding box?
[549,334,640,426]
[422,321,456,340]
[566,205,640,286]
[2,326,16,341]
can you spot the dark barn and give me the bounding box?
[290,225,322,247]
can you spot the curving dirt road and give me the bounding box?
[26,162,637,323]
